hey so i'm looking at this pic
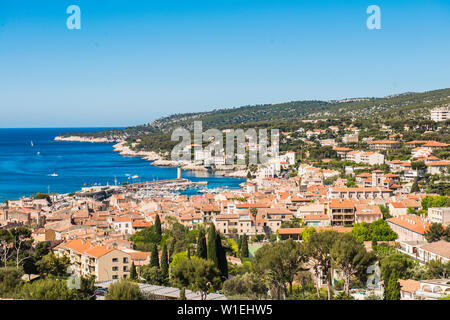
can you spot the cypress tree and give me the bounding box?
[216,232,228,280]
[187,245,191,259]
[168,240,175,262]
[130,262,137,280]
[196,229,207,259]
[240,234,249,258]
[150,243,160,268]
[154,214,162,244]
[160,243,169,281]
[207,224,218,267]
[385,271,401,300]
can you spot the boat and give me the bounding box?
[131,175,139,179]
[30,140,34,147]
[49,173,58,177]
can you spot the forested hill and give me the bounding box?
[62,88,450,138]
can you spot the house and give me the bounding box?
[354,204,383,223]
[399,279,421,300]
[425,160,450,175]
[328,187,393,200]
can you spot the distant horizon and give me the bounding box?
[1,86,449,129]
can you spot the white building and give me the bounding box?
[430,106,450,122]
[428,207,450,226]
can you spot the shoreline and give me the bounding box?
[54,136,248,178]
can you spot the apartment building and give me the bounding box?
[428,207,450,225]
[56,239,131,282]
[326,199,355,226]
[386,215,430,241]
[430,106,450,122]
[368,140,401,150]
[327,187,393,200]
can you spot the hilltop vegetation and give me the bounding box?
[61,88,450,154]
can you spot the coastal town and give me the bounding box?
[0,105,449,301]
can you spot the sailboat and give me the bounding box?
[30,140,34,147]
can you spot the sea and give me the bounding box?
[0,128,245,202]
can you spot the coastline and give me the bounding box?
[54,136,248,178]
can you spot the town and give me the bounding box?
[0,105,449,301]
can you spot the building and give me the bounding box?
[328,187,393,200]
[354,204,383,223]
[368,140,401,150]
[430,106,450,122]
[345,150,385,165]
[326,199,355,226]
[386,215,430,241]
[428,207,450,225]
[56,239,132,282]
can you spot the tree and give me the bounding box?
[378,205,392,219]
[306,231,339,300]
[160,243,169,283]
[130,262,137,280]
[105,279,143,300]
[410,179,420,193]
[171,257,221,300]
[36,252,70,278]
[154,214,162,244]
[385,271,401,300]
[0,267,23,298]
[216,233,228,280]
[424,223,445,243]
[20,278,75,300]
[380,254,415,286]
[240,234,249,258]
[351,220,397,242]
[331,233,376,294]
[141,266,166,285]
[150,243,159,268]
[207,224,218,267]
[223,272,267,300]
[253,239,306,299]
[300,227,316,243]
[425,260,450,279]
[178,287,186,300]
[196,229,207,259]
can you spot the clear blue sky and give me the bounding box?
[0,0,449,128]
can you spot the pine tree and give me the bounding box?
[150,243,160,268]
[216,232,228,280]
[410,179,420,193]
[240,234,249,258]
[207,224,218,267]
[130,262,137,280]
[196,229,207,259]
[160,243,169,281]
[154,214,162,244]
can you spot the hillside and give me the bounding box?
[60,88,450,155]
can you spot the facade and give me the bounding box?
[430,106,450,122]
[326,199,355,226]
[386,215,430,242]
[56,239,131,282]
[368,140,401,150]
[428,207,450,225]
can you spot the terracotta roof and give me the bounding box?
[399,279,421,294]
[387,216,430,235]
[419,240,450,259]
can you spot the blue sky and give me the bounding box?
[0,0,449,128]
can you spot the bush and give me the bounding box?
[105,279,143,300]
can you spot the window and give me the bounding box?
[112,266,118,271]
[123,274,127,279]
[112,275,118,279]
[123,266,128,272]
[112,258,118,263]
[123,257,128,263]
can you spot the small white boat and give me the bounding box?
[131,175,139,179]
[49,172,58,177]
[30,140,34,147]
[36,151,40,155]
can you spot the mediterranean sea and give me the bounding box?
[0,128,245,202]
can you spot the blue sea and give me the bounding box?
[0,128,245,201]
